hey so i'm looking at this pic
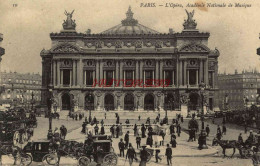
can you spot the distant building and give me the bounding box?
[0,71,42,108]
[218,70,260,110]
[0,33,5,85]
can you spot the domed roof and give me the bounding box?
[101,7,159,35]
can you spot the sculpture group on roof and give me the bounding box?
[63,10,76,30]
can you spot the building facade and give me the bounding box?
[41,8,219,112]
[0,71,42,107]
[0,33,5,86]
[218,70,260,110]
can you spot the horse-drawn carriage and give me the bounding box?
[39,135,118,166]
[0,120,33,165]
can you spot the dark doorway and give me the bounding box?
[85,94,94,110]
[189,93,199,111]
[63,69,71,86]
[189,70,197,85]
[144,94,154,110]
[164,93,174,110]
[104,94,114,110]
[209,98,213,111]
[124,94,134,110]
[62,93,71,110]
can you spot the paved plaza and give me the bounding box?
[1,114,255,165]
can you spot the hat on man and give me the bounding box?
[250,130,253,133]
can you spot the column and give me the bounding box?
[179,60,182,86]
[187,70,189,85]
[70,70,72,86]
[79,59,83,86]
[73,60,76,86]
[135,61,139,81]
[155,60,159,80]
[119,60,123,86]
[50,60,53,85]
[176,60,179,87]
[57,61,60,86]
[172,70,175,86]
[96,60,99,87]
[199,60,203,83]
[196,70,199,85]
[100,61,104,82]
[84,71,86,85]
[212,72,215,88]
[53,60,56,86]
[116,60,119,81]
[140,60,143,84]
[61,70,63,85]
[153,71,155,85]
[159,60,163,86]
[112,71,115,87]
[183,60,187,85]
[204,58,209,85]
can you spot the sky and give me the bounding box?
[0,0,259,74]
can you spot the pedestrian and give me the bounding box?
[125,131,130,148]
[134,124,138,136]
[181,115,184,123]
[116,125,120,138]
[116,115,120,124]
[141,124,146,138]
[119,123,123,136]
[118,138,125,157]
[136,134,141,149]
[104,112,106,119]
[126,143,136,166]
[81,122,87,134]
[206,124,210,137]
[94,124,99,135]
[238,133,243,144]
[165,144,172,165]
[146,134,153,148]
[155,149,162,163]
[75,114,78,120]
[222,124,227,135]
[216,131,222,140]
[61,125,67,139]
[139,145,148,166]
[159,129,165,146]
[170,134,177,148]
[79,113,82,120]
[93,116,97,124]
[176,124,181,137]
[217,125,222,135]
[138,115,141,121]
[101,124,105,135]
[169,123,175,134]
[110,125,114,138]
[101,119,104,126]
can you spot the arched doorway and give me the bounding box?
[144,94,154,110]
[189,93,199,111]
[104,94,114,111]
[164,93,174,110]
[62,93,71,110]
[124,94,134,111]
[85,94,94,110]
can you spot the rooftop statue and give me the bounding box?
[183,10,197,30]
[63,10,76,30]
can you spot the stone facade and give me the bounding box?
[41,8,219,112]
[218,70,260,110]
[0,71,42,107]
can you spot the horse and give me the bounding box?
[212,138,240,158]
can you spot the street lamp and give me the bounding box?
[199,82,206,130]
[87,94,92,122]
[47,87,53,140]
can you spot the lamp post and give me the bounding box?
[47,87,53,140]
[87,94,92,122]
[197,81,208,149]
[199,82,206,130]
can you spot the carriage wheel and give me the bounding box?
[240,148,253,159]
[42,154,58,165]
[20,154,32,166]
[78,156,90,166]
[146,151,152,162]
[103,153,118,166]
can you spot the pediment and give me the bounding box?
[179,43,210,53]
[51,43,81,53]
